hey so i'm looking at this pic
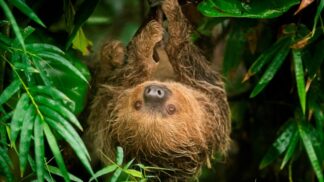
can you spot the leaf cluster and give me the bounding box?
[198,0,324,181]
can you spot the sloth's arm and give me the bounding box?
[162,0,224,94]
[98,21,163,87]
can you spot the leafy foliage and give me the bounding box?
[0,0,94,181]
[199,0,324,181]
[90,147,162,181]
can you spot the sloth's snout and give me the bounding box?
[143,84,169,106]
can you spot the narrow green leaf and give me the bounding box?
[46,118,93,176]
[0,79,21,106]
[110,147,124,182]
[312,0,324,34]
[0,151,14,182]
[250,41,291,97]
[123,158,135,170]
[259,121,297,169]
[124,169,143,178]
[10,93,30,143]
[34,116,45,182]
[31,57,52,86]
[19,104,35,175]
[26,43,65,55]
[0,0,25,50]
[28,156,54,182]
[35,96,82,130]
[298,122,324,182]
[29,86,75,111]
[248,37,290,76]
[280,130,299,169]
[89,165,118,182]
[9,0,45,27]
[12,26,35,47]
[43,123,70,182]
[116,146,124,165]
[39,106,89,159]
[110,168,123,182]
[13,62,39,73]
[38,52,88,84]
[293,50,306,114]
[47,165,82,182]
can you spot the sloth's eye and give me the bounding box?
[166,104,176,115]
[134,101,142,110]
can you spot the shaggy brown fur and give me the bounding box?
[86,0,231,180]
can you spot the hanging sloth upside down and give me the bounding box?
[86,0,231,180]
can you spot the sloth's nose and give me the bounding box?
[143,84,168,105]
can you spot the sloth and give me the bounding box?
[85,0,231,180]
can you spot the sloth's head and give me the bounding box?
[108,81,218,156]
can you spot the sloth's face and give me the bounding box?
[117,81,204,124]
[110,81,208,153]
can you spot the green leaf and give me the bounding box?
[0,150,14,182]
[35,96,82,130]
[0,79,21,106]
[10,93,30,143]
[26,43,65,55]
[246,37,290,79]
[280,130,299,169]
[71,28,92,55]
[0,0,25,50]
[110,147,124,182]
[110,168,123,182]
[292,50,306,114]
[124,169,143,178]
[21,26,35,39]
[13,62,39,73]
[298,122,324,182]
[46,118,93,176]
[43,123,70,182]
[29,86,75,112]
[65,0,99,49]
[89,165,118,182]
[34,116,45,182]
[28,156,54,182]
[250,40,291,97]
[38,106,89,159]
[198,0,300,18]
[260,121,297,169]
[116,146,124,165]
[9,0,45,27]
[312,0,324,34]
[31,57,52,86]
[38,52,88,84]
[123,158,135,170]
[47,165,82,182]
[18,104,35,175]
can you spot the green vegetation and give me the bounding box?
[0,0,323,181]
